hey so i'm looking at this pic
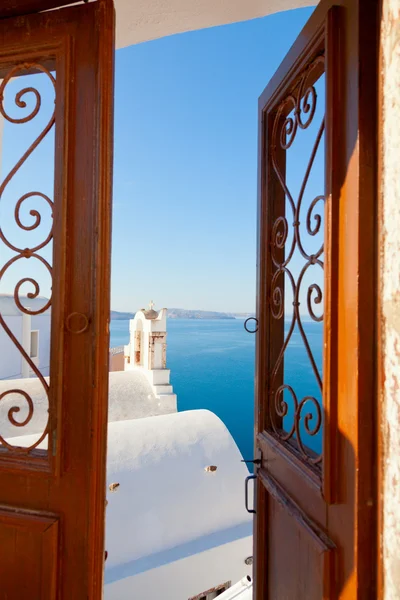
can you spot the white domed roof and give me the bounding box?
[104,410,252,582]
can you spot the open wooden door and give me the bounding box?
[254,1,378,598]
[0,1,114,598]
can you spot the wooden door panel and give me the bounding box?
[258,432,325,531]
[268,502,326,600]
[0,507,58,600]
[0,2,114,598]
[254,1,378,598]
[262,472,335,600]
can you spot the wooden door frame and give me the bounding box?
[254,0,380,597]
[0,1,79,20]
[86,1,115,590]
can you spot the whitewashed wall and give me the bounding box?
[0,314,51,380]
[381,1,400,598]
[0,316,22,380]
[31,314,51,376]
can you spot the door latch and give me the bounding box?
[241,458,262,466]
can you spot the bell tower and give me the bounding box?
[125,302,177,406]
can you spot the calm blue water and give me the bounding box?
[109,319,322,463]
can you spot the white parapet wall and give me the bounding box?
[0,294,51,381]
[1,369,176,443]
[381,2,400,597]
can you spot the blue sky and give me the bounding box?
[1,6,322,314]
[111,6,317,313]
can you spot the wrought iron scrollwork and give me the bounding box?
[0,63,56,453]
[269,56,325,465]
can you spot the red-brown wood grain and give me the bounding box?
[0,2,114,598]
[0,0,78,20]
[254,1,379,598]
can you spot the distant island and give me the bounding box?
[110,310,135,320]
[110,308,254,320]
[167,308,234,320]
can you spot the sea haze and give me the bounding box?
[110,318,323,464]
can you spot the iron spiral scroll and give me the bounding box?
[0,63,55,453]
[269,55,325,465]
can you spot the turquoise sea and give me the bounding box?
[110,319,323,464]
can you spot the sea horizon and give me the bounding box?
[110,318,323,464]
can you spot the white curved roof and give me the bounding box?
[1,369,174,441]
[104,410,252,582]
[113,0,315,49]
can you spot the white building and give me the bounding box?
[123,304,177,403]
[2,304,253,599]
[0,294,51,380]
